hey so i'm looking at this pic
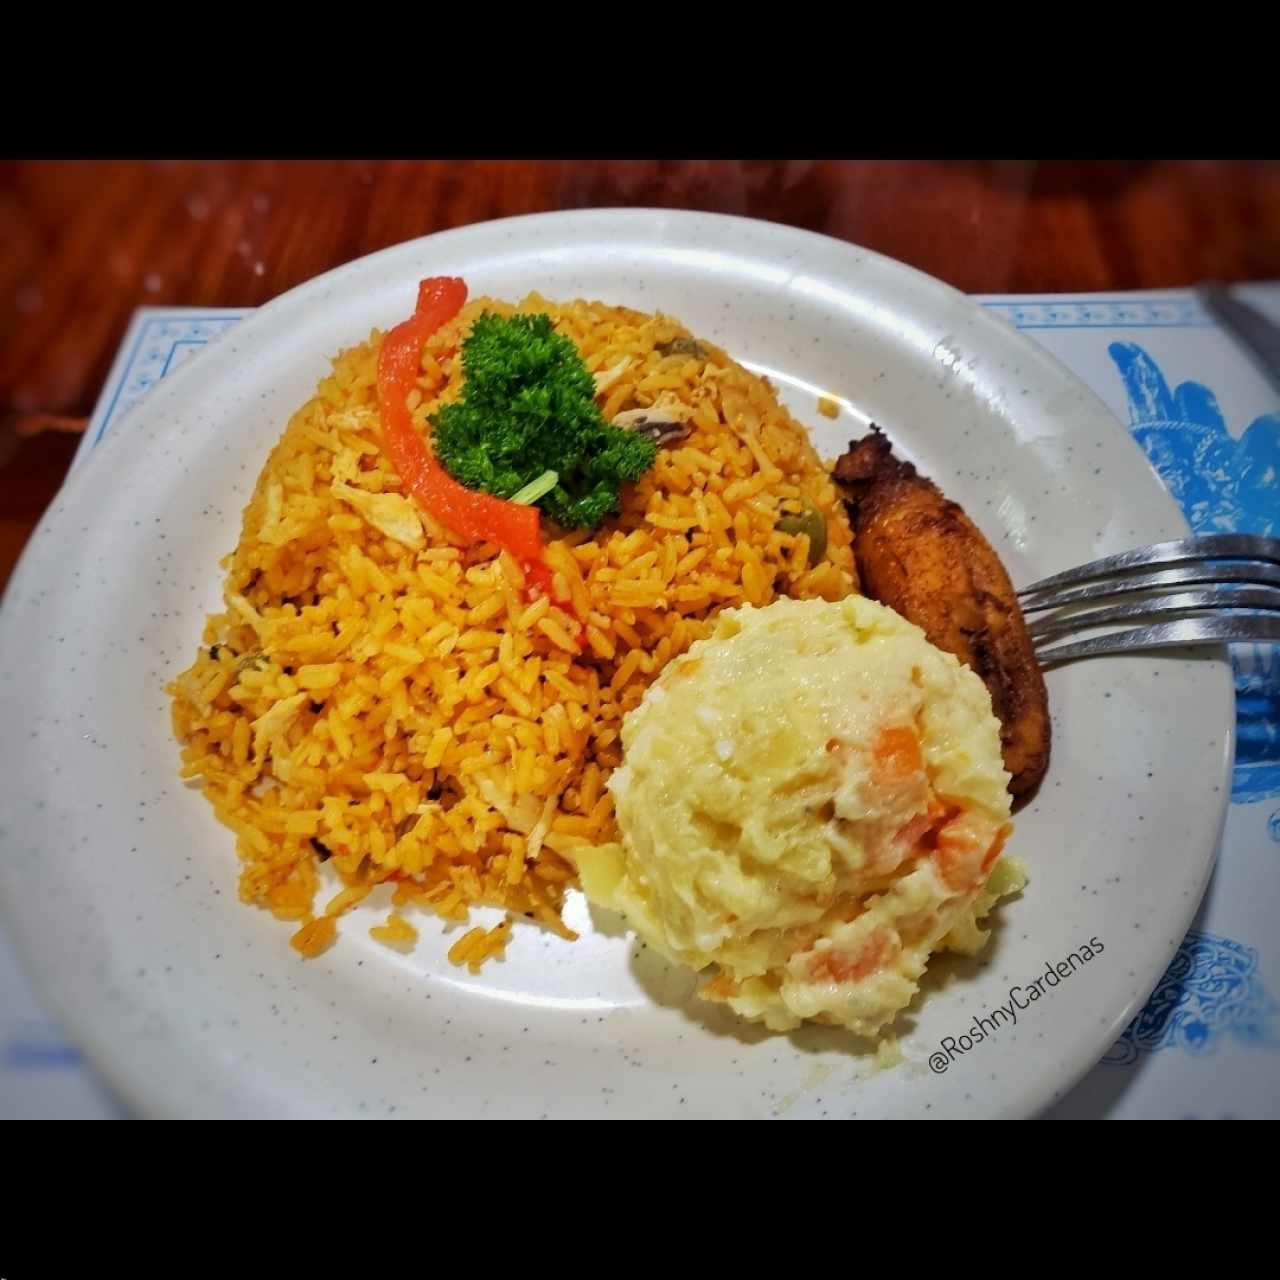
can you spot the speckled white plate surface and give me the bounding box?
[0,211,1233,1119]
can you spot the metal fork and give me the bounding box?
[1019,534,1280,665]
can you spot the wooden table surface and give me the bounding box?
[3,158,1279,591]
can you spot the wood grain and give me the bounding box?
[3,159,1279,590]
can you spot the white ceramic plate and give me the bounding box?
[0,211,1233,1119]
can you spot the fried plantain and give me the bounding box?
[834,427,1050,799]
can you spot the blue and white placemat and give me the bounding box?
[4,289,1277,1120]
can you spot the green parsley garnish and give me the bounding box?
[431,313,657,530]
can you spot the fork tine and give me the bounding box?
[1028,587,1280,640]
[1020,563,1280,612]
[1035,616,1280,665]
[1018,534,1280,596]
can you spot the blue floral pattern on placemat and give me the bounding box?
[1104,930,1279,1065]
[1109,342,1280,803]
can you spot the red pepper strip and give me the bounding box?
[376,276,556,598]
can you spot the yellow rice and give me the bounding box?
[169,293,858,965]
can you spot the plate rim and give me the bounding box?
[0,208,1236,1118]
